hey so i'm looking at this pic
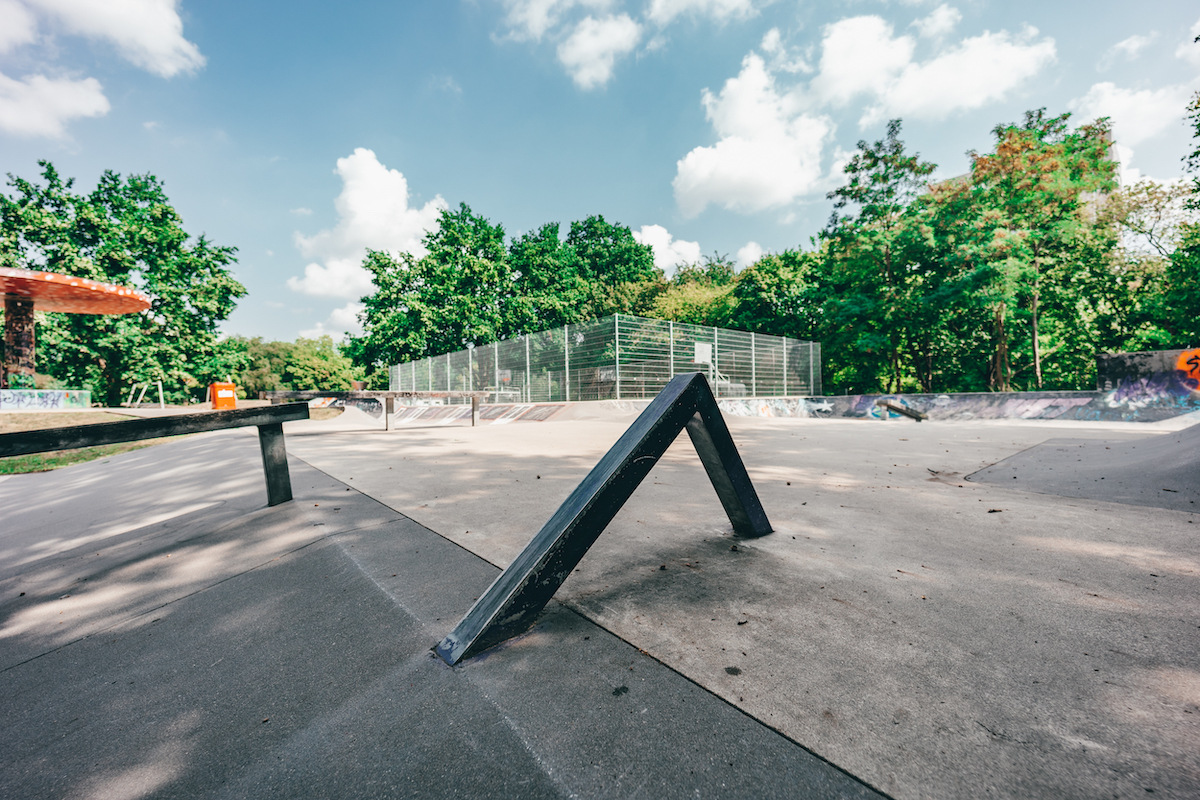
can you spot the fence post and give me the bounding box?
[564,323,570,403]
[712,327,719,398]
[525,335,531,403]
[615,315,621,400]
[809,341,814,396]
[783,340,788,396]
[751,334,756,398]
[669,320,674,380]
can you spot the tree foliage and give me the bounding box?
[347,101,1198,396]
[348,206,662,375]
[0,161,245,404]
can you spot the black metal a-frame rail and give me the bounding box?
[436,372,773,665]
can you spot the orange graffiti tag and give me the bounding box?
[1177,348,1200,390]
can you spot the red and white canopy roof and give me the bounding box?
[0,267,150,315]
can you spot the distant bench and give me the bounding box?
[262,390,490,428]
[0,404,310,506]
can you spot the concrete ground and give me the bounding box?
[2,404,1198,798]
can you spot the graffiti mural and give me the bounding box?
[717,384,1200,423]
[0,389,92,410]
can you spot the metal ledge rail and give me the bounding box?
[436,372,773,666]
[0,404,310,506]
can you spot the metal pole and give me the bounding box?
[712,327,719,398]
[809,341,815,396]
[564,324,570,402]
[668,320,674,380]
[783,340,788,396]
[468,347,473,392]
[751,335,756,398]
[494,343,500,403]
[615,315,621,400]
[525,335,531,403]
[446,353,451,394]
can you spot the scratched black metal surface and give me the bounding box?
[436,372,773,665]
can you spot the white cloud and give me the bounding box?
[499,0,611,42]
[290,207,313,216]
[1112,33,1154,60]
[646,0,756,27]
[736,241,763,268]
[287,148,447,299]
[1177,19,1200,67]
[0,0,37,53]
[912,4,961,39]
[300,302,365,341]
[0,71,108,137]
[26,0,205,77]
[557,14,641,89]
[674,53,835,216]
[1069,81,1193,147]
[633,224,701,276]
[811,16,915,105]
[859,26,1056,126]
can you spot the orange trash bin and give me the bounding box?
[210,382,237,410]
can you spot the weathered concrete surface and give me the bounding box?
[969,422,1200,512]
[285,409,1200,799]
[0,428,880,799]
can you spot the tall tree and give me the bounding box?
[0,161,245,404]
[967,110,1117,388]
[1155,90,1200,347]
[818,120,938,392]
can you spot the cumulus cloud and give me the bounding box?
[0,0,204,138]
[1104,33,1154,66]
[810,16,915,105]
[912,4,961,39]
[287,148,447,299]
[736,241,763,268]
[672,13,1056,216]
[633,224,701,276]
[0,0,37,53]
[557,14,641,89]
[0,71,108,137]
[1069,81,1194,147]
[839,21,1056,126]
[26,0,205,77]
[499,0,613,41]
[300,302,365,341]
[646,0,757,27]
[674,53,835,216]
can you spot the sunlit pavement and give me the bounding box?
[2,407,1197,798]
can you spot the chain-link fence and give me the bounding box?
[389,314,821,403]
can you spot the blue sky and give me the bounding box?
[2,0,1198,342]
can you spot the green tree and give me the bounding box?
[349,204,517,375]
[964,110,1117,388]
[1155,90,1200,346]
[818,120,939,392]
[507,222,587,333]
[652,252,738,326]
[565,214,663,317]
[282,336,360,390]
[0,161,245,404]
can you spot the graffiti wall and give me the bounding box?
[719,380,1200,424]
[0,389,92,410]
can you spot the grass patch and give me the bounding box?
[0,412,177,475]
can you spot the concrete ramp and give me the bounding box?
[968,422,1200,511]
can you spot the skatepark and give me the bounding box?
[1,397,1197,798]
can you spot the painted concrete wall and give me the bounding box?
[0,389,92,411]
[719,382,1200,423]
